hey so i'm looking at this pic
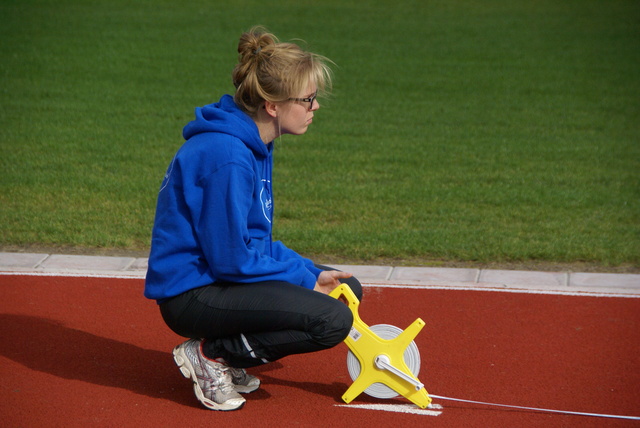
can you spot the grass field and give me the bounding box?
[1,0,638,270]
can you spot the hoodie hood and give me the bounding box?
[182,94,269,158]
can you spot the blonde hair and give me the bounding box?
[232,26,333,116]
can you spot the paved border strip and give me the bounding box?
[0,252,638,296]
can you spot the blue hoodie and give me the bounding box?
[144,95,322,301]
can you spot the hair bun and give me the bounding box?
[237,26,277,62]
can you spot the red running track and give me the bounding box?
[1,274,638,427]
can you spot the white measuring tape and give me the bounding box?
[346,324,422,399]
[429,394,640,421]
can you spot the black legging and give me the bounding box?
[159,265,362,368]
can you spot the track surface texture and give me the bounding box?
[1,274,638,427]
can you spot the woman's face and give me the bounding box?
[278,84,319,136]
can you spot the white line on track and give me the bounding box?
[0,271,143,279]
[365,282,640,298]
[335,403,443,416]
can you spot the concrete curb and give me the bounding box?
[1,252,639,297]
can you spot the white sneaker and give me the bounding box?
[229,366,261,393]
[173,339,246,411]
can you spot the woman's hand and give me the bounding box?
[313,270,353,295]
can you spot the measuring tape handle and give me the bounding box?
[330,283,360,307]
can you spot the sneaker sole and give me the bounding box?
[172,346,246,411]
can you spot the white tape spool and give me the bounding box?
[346,324,421,399]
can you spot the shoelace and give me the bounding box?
[197,353,234,393]
[206,365,235,394]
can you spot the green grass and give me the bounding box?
[1,0,639,268]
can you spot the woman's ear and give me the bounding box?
[264,101,278,118]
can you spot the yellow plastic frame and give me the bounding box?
[329,284,432,409]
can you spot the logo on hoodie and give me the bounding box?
[260,179,272,223]
[159,155,176,193]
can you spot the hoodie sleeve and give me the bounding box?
[193,162,318,289]
[271,240,323,278]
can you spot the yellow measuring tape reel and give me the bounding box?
[329,284,432,409]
